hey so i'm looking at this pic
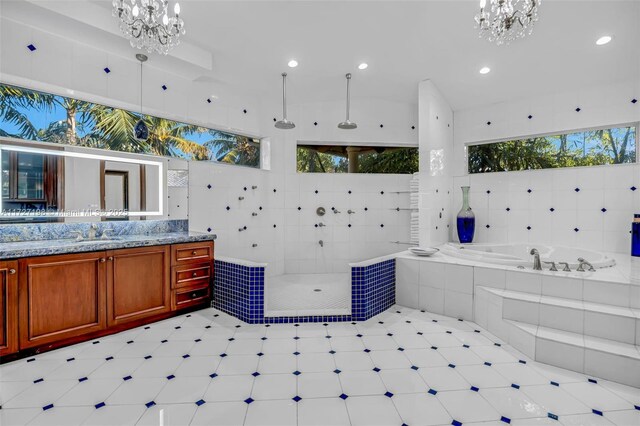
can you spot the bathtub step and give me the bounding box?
[506,320,640,388]
[482,287,640,345]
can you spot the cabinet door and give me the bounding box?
[18,253,107,349]
[107,245,170,326]
[0,260,18,356]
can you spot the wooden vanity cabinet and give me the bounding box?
[106,245,171,327]
[5,241,212,359]
[171,241,214,310]
[0,260,19,356]
[18,252,107,349]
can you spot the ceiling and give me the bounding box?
[4,1,640,111]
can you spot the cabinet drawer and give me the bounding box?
[172,285,210,310]
[171,242,214,266]
[172,264,212,289]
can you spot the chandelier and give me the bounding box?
[474,0,540,45]
[112,0,185,55]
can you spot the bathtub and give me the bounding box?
[439,243,616,269]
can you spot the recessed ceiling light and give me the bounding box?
[479,67,491,74]
[288,60,298,68]
[596,35,612,45]
[358,63,368,70]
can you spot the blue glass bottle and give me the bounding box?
[457,186,475,244]
[632,214,640,257]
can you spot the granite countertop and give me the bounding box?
[0,232,216,260]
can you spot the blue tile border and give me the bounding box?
[214,258,395,324]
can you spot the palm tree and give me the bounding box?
[205,131,260,166]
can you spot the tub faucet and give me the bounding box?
[576,258,595,272]
[530,248,542,271]
[543,261,558,271]
[558,262,571,272]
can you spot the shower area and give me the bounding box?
[265,205,355,318]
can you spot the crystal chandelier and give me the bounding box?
[112,0,185,55]
[474,0,540,45]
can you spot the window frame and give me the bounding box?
[465,122,640,175]
[296,140,419,174]
[0,81,264,169]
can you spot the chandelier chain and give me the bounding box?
[474,0,540,46]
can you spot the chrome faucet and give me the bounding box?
[530,248,542,271]
[318,240,324,247]
[347,209,356,215]
[576,258,595,272]
[317,222,326,227]
[543,261,558,271]
[88,224,99,240]
[558,262,571,272]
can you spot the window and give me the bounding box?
[297,144,418,174]
[0,83,260,168]
[468,125,637,174]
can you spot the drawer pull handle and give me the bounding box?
[192,250,197,255]
[192,272,198,277]
[8,268,16,274]
[191,293,197,298]
[99,258,106,263]
[108,256,113,261]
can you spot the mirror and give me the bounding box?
[0,144,164,222]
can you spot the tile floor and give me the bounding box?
[1,306,639,426]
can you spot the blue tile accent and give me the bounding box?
[95,402,105,409]
[167,375,175,380]
[214,260,265,323]
[339,393,348,400]
[428,389,437,395]
[182,354,190,359]
[501,416,511,424]
[105,356,114,361]
[27,358,36,362]
[79,377,88,382]
[252,372,260,377]
[34,378,44,383]
[210,373,218,378]
[519,360,527,364]
[463,344,470,348]
[634,405,639,410]
[452,420,462,426]
[145,401,156,408]
[484,362,492,366]
[43,404,54,411]
[27,44,36,51]
[292,396,302,402]
[448,364,456,368]
[588,378,597,384]
[372,367,381,372]
[162,85,167,91]
[511,384,520,389]
[244,398,254,404]
[470,386,479,392]
[592,409,603,416]
[104,67,111,74]
[550,381,559,387]
[351,259,395,320]
[411,366,419,370]
[144,355,152,360]
[293,371,301,376]
[67,357,75,362]
[548,412,559,420]
[195,399,206,406]
[123,375,132,381]
[384,391,393,398]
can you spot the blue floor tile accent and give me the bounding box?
[351,259,395,321]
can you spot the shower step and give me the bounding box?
[482,287,640,345]
[505,320,640,388]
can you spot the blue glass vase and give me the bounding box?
[457,186,475,244]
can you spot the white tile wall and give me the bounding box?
[450,79,640,253]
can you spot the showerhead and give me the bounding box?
[275,72,295,130]
[337,120,357,130]
[275,118,296,129]
[338,73,357,129]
